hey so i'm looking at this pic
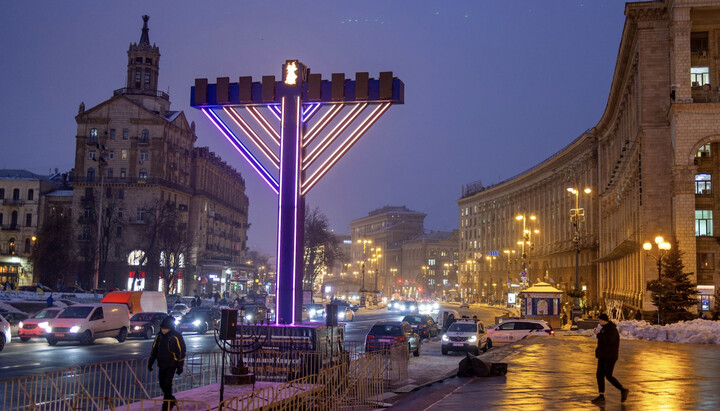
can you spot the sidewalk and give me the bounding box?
[385,333,720,410]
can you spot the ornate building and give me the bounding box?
[71,16,248,294]
[459,0,720,314]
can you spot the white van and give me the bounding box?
[46,304,130,346]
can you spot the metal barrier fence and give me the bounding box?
[216,374,323,410]
[1,344,408,410]
[70,397,212,410]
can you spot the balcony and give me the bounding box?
[691,87,720,103]
[113,87,169,101]
[2,225,20,231]
[3,199,24,206]
[138,138,150,146]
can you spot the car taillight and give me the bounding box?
[367,335,375,339]
[545,330,555,335]
[394,336,406,342]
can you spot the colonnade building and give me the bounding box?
[459,0,720,314]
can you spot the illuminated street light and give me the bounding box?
[643,237,671,325]
[568,186,592,327]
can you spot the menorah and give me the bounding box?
[192,61,404,324]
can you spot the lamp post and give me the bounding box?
[567,186,591,327]
[643,237,671,325]
[93,141,108,291]
[357,239,372,305]
[389,268,398,296]
[515,214,537,288]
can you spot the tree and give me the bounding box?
[646,244,698,324]
[29,211,73,288]
[303,206,340,298]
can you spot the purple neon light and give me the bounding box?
[303,104,344,148]
[224,107,280,166]
[275,97,285,325]
[291,95,301,325]
[269,105,282,121]
[202,108,279,194]
[303,103,367,170]
[246,106,281,145]
[302,103,321,123]
[302,103,391,195]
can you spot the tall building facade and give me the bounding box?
[70,16,248,294]
[459,0,720,314]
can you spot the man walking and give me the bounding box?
[591,313,629,404]
[148,316,186,410]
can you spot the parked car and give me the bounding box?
[441,319,489,355]
[129,312,169,339]
[18,285,53,293]
[18,308,62,342]
[365,320,421,357]
[302,304,325,321]
[338,306,355,322]
[387,300,402,311]
[239,304,268,323]
[401,314,439,339]
[459,301,470,309]
[61,286,86,293]
[0,314,11,352]
[329,299,358,312]
[177,309,221,334]
[485,319,554,345]
[0,312,29,337]
[170,303,191,319]
[46,303,130,346]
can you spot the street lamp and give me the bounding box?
[643,237,671,325]
[356,239,372,298]
[93,140,108,290]
[515,214,537,287]
[567,186,591,327]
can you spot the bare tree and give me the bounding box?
[30,211,73,288]
[303,206,340,299]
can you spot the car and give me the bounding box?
[0,312,30,337]
[418,301,440,313]
[387,299,402,311]
[18,308,62,342]
[129,312,169,339]
[401,314,439,339]
[485,319,554,345]
[365,320,421,357]
[459,301,470,309]
[239,304,268,323]
[18,285,53,293]
[329,299,358,312]
[46,304,130,346]
[302,304,325,321]
[61,286,87,293]
[338,306,355,322]
[441,319,489,355]
[177,309,221,334]
[0,314,11,352]
[170,303,191,319]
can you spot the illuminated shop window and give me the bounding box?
[695,209,713,236]
[691,67,709,87]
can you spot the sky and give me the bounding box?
[0,1,629,255]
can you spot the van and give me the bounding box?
[46,304,130,345]
[436,309,460,332]
[101,291,167,316]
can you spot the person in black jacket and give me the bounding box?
[591,313,629,404]
[148,316,186,410]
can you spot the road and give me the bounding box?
[0,303,509,380]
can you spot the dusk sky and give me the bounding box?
[1,1,628,255]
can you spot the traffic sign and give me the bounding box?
[520,269,527,278]
[488,250,499,257]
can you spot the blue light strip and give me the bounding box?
[202,108,279,194]
[275,97,286,325]
[269,105,282,121]
[302,103,322,123]
[292,95,301,325]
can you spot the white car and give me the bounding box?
[170,303,191,318]
[441,319,489,355]
[338,307,355,322]
[1,314,12,352]
[485,319,554,345]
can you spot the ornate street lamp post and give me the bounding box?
[643,237,671,325]
[515,214,537,288]
[567,187,591,327]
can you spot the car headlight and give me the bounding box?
[18,321,24,328]
[442,334,449,342]
[245,314,253,321]
[309,309,317,317]
[433,303,439,310]
[468,335,478,343]
[192,320,201,326]
[410,306,416,311]
[175,318,180,324]
[69,326,81,333]
[338,312,345,320]
[134,326,142,330]
[400,305,406,311]
[38,322,49,330]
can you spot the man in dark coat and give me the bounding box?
[591,313,629,404]
[149,316,186,410]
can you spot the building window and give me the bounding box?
[428,259,436,266]
[0,189,4,199]
[117,226,122,238]
[139,168,148,180]
[123,128,129,140]
[698,253,714,270]
[119,189,125,199]
[0,213,3,225]
[107,168,113,178]
[9,238,16,255]
[109,150,114,160]
[691,32,709,53]
[697,144,712,158]
[24,238,31,253]
[109,129,115,140]
[89,150,96,160]
[27,189,34,201]
[11,211,18,227]
[25,213,31,227]
[13,189,19,200]
[87,168,95,182]
[696,173,712,194]
[691,67,710,87]
[88,128,98,143]
[140,150,149,161]
[136,208,145,222]
[120,168,126,178]
[144,68,151,89]
[140,129,149,143]
[121,150,128,160]
[695,209,713,236]
[135,67,142,88]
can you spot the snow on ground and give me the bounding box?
[569,319,720,344]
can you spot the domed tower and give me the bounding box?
[117,15,169,112]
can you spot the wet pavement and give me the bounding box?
[387,333,720,410]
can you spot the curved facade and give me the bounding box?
[459,0,720,314]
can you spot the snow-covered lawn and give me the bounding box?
[574,319,720,344]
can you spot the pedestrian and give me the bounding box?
[561,312,568,326]
[634,310,643,321]
[591,313,629,405]
[443,313,456,333]
[148,316,186,410]
[46,293,54,307]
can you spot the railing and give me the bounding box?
[2,199,24,206]
[71,397,212,410]
[113,87,170,101]
[1,344,409,411]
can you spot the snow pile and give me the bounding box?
[617,319,720,344]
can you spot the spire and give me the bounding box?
[139,15,150,46]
